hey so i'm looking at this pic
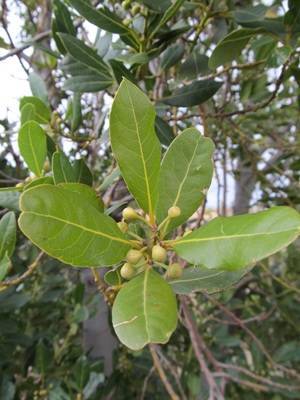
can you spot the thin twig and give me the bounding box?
[149,344,180,400]
[0,252,44,290]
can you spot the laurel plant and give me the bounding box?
[2,78,300,351]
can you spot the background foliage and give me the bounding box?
[0,0,300,398]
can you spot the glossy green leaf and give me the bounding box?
[19,96,51,124]
[162,79,222,107]
[0,212,16,259]
[179,52,209,79]
[73,159,93,186]
[110,79,161,218]
[29,72,49,105]
[54,0,76,36]
[58,34,110,75]
[68,0,131,34]
[52,151,76,184]
[173,207,300,270]
[209,28,263,69]
[20,103,36,125]
[18,121,47,177]
[112,269,177,350]
[18,184,132,266]
[157,128,214,232]
[169,266,249,294]
[0,254,10,282]
[161,43,185,70]
[25,176,54,190]
[58,183,104,212]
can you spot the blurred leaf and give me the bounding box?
[19,96,51,124]
[234,5,267,24]
[155,116,174,146]
[52,151,76,184]
[58,33,111,75]
[0,192,20,212]
[29,72,49,105]
[73,159,93,186]
[274,341,300,363]
[68,0,132,34]
[179,52,209,79]
[162,79,222,106]
[209,28,263,69]
[161,43,184,70]
[71,93,82,131]
[0,254,11,282]
[0,212,16,259]
[20,103,36,125]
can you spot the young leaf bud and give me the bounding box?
[122,207,139,220]
[120,263,135,280]
[152,244,167,263]
[126,249,143,264]
[167,263,182,279]
[168,206,181,218]
[117,221,128,233]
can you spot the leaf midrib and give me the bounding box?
[28,124,42,176]
[124,80,153,217]
[175,227,300,245]
[21,210,132,245]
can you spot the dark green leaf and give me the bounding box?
[155,116,174,146]
[68,0,131,34]
[0,255,10,282]
[63,75,113,92]
[73,159,93,186]
[209,28,263,69]
[161,43,184,70]
[58,34,111,75]
[179,52,209,79]
[162,79,222,107]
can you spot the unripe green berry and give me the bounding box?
[167,263,182,279]
[152,244,167,263]
[168,206,181,218]
[126,249,143,264]
[120,263,135,279]
[122,0,131,9]
[122,207,139,220]
[117,221,128,233]
[123,17,131,26]
[131,4,141,15]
